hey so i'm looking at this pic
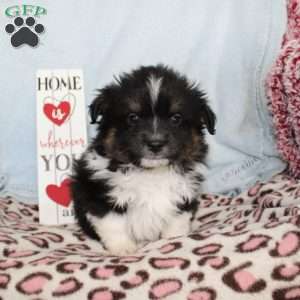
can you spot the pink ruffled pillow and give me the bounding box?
[267,0,300,178]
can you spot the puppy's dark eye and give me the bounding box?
[127,113,140,125]
[170,113,182,126]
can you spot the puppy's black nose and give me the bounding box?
[146,138,167,153]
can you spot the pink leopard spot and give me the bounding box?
[91,290,113,300]
[66,243,90,250]
[4,249,38,258]
[95,268,114,279]
[120,270,149,289]
[6,211,21,220]
[150,258,189,269]
[64,263,85,272]
[238,235,270,252]
[159,242,181,254]
[277,232,299,256]
[247,183,263,196]
[0,274,10,288]
[197,211,221,223]
[286,287,300,299]
[35,232,63,243]
[207,257,224,267]
[129,275,143,285]
[189,291,210,300]
[118,256,141,263]
[188,272,204,283]
[234,270,257,291]
[264,220,282,229]
[53,277,82,296]
[223,262,266,293]
[160,244,175,254]
[24,236,48,248]
[54,279,76,293]
[188,289,216,300]
[30,256,62,266]
[280,265,299,278]
[11,223,36,231]
[198,256,229,269]
[111,256,144,264]
[90,265,128,280]
[193,244,222,256]
[20,277,48,293]
[16,273,52,295]
[149,279,182,299]
[0,259,22,270]
[234,221,248,231]
[88,288,125,300]
[0,234,17,245]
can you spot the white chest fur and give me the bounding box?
[87,152,200,242]
[109,166,197,241]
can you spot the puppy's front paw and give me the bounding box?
[104,237,138,256]
[162,226,190,239]
[161,213,191,239]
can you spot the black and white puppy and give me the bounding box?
[71,65,216,255]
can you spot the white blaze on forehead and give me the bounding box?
[147,75,163,133]
[147,75,163,106]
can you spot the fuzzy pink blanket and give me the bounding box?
[0,173,299,299]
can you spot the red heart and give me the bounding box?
[43,101,71,126]
[46,179,72,207]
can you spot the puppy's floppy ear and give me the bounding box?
[200,103,216,135]
[89,90,109,124]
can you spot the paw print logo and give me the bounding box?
[5,16,45,48]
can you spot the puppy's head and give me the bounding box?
[90,65,216,169]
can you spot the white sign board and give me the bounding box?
[36,69,87,225]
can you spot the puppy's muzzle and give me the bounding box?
[145,135,168,153]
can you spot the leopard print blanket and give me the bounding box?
[0,173,299,300]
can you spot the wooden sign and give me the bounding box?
[36,69,87,225]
